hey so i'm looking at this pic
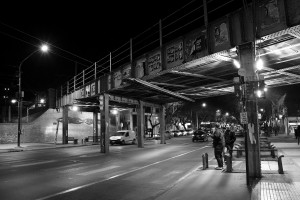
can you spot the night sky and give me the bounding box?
[0,0,299,116]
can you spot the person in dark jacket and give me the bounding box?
[224,125,236,157]
[211,125,225,170]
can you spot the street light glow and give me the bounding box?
[11,99,17,104]
[111,109,118,115]
[202,103,206,107]
[256,90,263,98]
[41,44,49,52]
[72,106,79,111]
[233,59,241,69]
[256,58,264,70]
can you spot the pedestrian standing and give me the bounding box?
[224,125,236,157]
[211,125,225,170]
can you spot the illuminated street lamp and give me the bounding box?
[17,44,49,147]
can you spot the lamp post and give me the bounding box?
[197,103,207,129]
[17,44,49,147]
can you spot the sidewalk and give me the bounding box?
[156,134,300,200]
[0,139,159,153]
[0,142,88,153]
[0,135,299,200]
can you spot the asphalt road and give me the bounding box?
[0,136,214,200]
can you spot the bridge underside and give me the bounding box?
[92,26,300,107]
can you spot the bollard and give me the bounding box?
[202,153,207,169]
[205,153,209,169]
[271,147,275,158]
[225,154,232,172]
[278,155,284,174]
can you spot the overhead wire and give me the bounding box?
[0,21,94,66]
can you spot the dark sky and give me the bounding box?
[0,0,192,96]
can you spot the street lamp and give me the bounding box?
[17,44,49,147]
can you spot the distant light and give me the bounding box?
[202,103,206,107]
[11,99,17,104]
[40,99,45,104]
[111,109,118,115]
[41,44,49,52]
[256,58,263,70]
[264,87,268,92]
[256,90,263,98]
[233,59,241,69]
[225,112,229,116]
[72,106,79,111]
[260,108,264,112]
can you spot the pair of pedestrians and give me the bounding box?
[211,125,236,170]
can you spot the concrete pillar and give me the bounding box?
[137,101,145,148]
[238,42,261,183]
[93,111,99,142]
[159,104,166,144]
[100,93,110,153]
[62,106,68,144]
[129,109,133,130]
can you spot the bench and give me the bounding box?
[232,147,278,158]
[68,137,78,144]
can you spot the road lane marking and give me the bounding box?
[12,160,56,168]
[77,165,120,176]
[36,146,207,200]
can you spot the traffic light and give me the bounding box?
[255,79,266,98]
[99,95,104,111]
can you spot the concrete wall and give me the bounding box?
[0,109,94,144]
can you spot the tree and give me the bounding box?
[165,101,192,130]
[147,112,160,138]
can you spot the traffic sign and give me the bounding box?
[238,68,246,76]
[240,112,248,124]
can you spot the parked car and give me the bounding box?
[173,130,180,137]
[192,130,208,142]
[155,131,172,140]
[110,130,136,145]
[186,129,194,135]
[180,130,188,136]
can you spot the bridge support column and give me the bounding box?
[100,93,110,153]
[159,104,166,144]
[62,106,68,144]
[137,101,144,148]
[238,42,261,184]
[129,109,133,131]
[93,111,99,143]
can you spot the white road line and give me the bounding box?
[77,165,120,176]
[12,160,56,168]
[36,146,207,200]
